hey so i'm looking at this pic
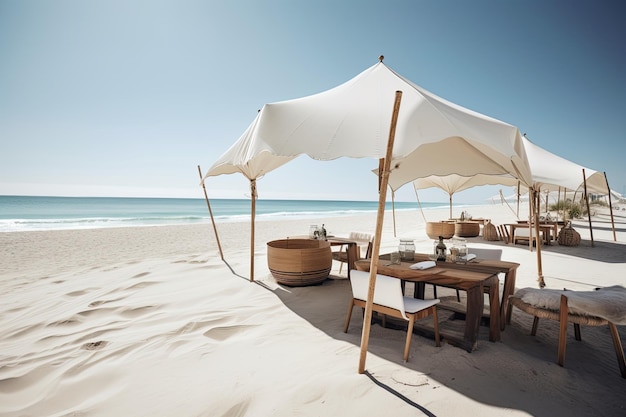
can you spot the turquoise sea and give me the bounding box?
[0,195,455,232]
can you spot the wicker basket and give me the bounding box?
[267,239,332,286]
[426,221,455,239]
[482,220,499,241]
[557,221,581,246]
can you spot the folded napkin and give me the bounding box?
[410,260,436,270]
[462,253,477,261]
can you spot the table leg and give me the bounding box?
[507,224,516,244]
[413,282,426,299]
[487,275,501,341]
[500,268,517,331]
[464,285,482,352]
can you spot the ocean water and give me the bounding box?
[0,195,452,232]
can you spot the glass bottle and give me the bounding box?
[399,239,415,261]
[319,224,327,240]
[456,238,468,261]
[435,236,447,261]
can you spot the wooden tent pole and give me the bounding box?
[517,181,520,218]
[250,179,257,281]
[392,189,397,238]
[197,165,225,260]
[604,172,617,241]
[358,90,402,374]
[378,158,384,191]
[557,187,561,222]
[528,188,534,252]
[533,188,545,287]
[582,169,594,247]
[562,188,567,224]
[449,194,453,220]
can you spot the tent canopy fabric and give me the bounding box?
[403,136,610,208]
[521,135,609,195]
[203,61,533,187]
[409,173,519,196]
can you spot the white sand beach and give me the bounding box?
[1,203,625,417]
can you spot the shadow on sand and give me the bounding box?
[270,273,625,417]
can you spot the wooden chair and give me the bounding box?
[507,291,626,378]
[497,224,510,243]
[332,232,373,275]
[344,270,440,362]
[512,227,543,246]
[436,247,503,309]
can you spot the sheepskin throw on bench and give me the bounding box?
[514,285,626,325]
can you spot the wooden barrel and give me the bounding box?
[426,221,455,239]
[267,239,332,286]
[455,222,481,237]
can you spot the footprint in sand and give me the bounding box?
[66,287,100,297]
[125,281,159,290]
[203,325,257,341]
[76,307,117,318]
[46,318,80,327]
[88,297,124,308]
[131,272,150,279]
[118,305,158,318]
[66,290,88,297]
[81,340,108,350]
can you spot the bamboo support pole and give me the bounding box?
[582,169,594,247]
[415,188,428,223]
[528,188,534,252]
[197,165,224,260]
[517,181,520,218]
[561,188,567,224]
[391,189,397,238]
[557,187,561,222]
[603,172,617,242]
[249,179,257,281]
[358,90,402,374]
[533,188,545,288]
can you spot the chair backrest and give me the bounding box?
[348,232,373,242]
[349,270,407,320]
[467,248,502,260]
[348,232,373,259]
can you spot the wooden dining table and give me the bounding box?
[355,256,501,352]
[409,253,519,331]
[505,222,555,245]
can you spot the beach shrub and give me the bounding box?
[549,197,610,219]
[550,199,584,220]
[567,204,582,219]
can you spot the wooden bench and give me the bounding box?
[507,288,626,378]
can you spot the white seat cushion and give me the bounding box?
[403,297,440,314]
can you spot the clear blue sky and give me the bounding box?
[1,0,624,204]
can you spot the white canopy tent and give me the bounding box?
[203,58,533,274]
[520,135,616,243]
[392,134,617,245]
[522,135,609,195]
[410,174,519,219]
[201,58,534,373]
[407,141,617,285]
